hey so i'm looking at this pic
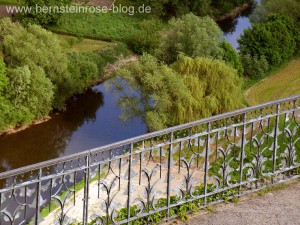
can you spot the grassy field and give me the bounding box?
[245,58,300,105]
[49,10,146,42]
[56,34,113,51]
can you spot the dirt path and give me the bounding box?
[173,180,300,225]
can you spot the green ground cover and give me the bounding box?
[48,10,146,42]
[245,58,300,105]
[56,34,113,52]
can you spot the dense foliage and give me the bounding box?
[112,54,243,131]
[239,14,300,78]
[0,18,127,131]
[128,19,164,55]
[139,0,251,18]
[21,0,72,25]
[155,14,224,64]
[221,41,244,76]
[251,0,300,29]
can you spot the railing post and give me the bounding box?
[166,132,173,221]
[35,168,42,225]
[83,155,90,225]
[238,113,247,195]
[127,143,133,225]
[204,122,211,205]
[272,104,280,182]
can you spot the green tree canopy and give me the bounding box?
[21,0,72,25]
[156,14,224,63]
[221,41,244,76]
[251,0,300,29]
[112,54,244,131]
[1,19,70,108]
[239,14,298,76]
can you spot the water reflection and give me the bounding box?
[217,4,255,49]
[0,88,104,172]
[0,85,147,173]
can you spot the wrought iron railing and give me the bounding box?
[0,95,300,225]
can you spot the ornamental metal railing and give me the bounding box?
[0,95,300,225]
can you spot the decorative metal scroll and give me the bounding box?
[0,95,300,225]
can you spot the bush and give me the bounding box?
[239,14,299,77]
[67,52,99,93]
[128,19,164,55]
[240,55,269,79]
[21,0,72,25]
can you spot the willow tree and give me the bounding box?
[172,56,244,119]
[112,54,244,131]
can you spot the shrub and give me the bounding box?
[128,19,164,55]
[21,0,72,25]
[239,14,299,77]
[240,55,269,79]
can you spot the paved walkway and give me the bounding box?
[172,180,300,225]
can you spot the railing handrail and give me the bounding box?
[1,94,299,180]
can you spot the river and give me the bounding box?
[0,4,256,173]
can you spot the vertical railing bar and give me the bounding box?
[178,141,182,173]
[250,122,254,153]
[83,155,90,225]
[233,127,237,157]
[24,186,27,220]
[73,171,76,206]
[204,122,211,205]
[118,157,121,191]
[266,117,271,147]
[272,104,280,182]
[49,178,53,212]
[127,143,133,225]
[216,131,219,161]
[139,152,142,185]
[160,147,162,179]
[238,113,247,196]
[35,168,42,225]
[166,132,173,222]
[97,165,101,199]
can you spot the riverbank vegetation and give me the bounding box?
[0,0,299,133]
[0,17,130,132]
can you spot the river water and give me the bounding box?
[0,4,255,173]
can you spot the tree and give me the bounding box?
[111,54,244,131]
[173,56,244,118]
[110,54,192,131]
[128,19,164,55]
[221,41,244,76]
[6,65,54,120]
[0,56,11,130]
[21,0,72,25]
[155,14,224,63]
[1,19,70,108]
[251,0,300,29]
[0,56,7,94]
[239,14,298,75]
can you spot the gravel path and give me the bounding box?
[172,180,300,225]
